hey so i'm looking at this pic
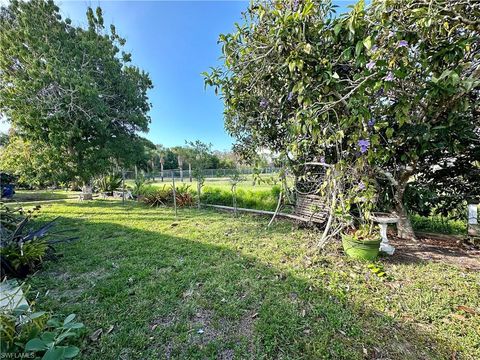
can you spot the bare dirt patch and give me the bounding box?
[388,233,480,270]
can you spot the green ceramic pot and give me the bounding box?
[341,233,381,261]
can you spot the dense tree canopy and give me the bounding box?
[0,0,153,184]
[206,0,480,238]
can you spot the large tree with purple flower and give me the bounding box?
[205,0,480,240]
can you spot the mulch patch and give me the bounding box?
[387,232,480,270]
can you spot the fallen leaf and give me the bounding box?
[197,329,204,334]
[457,305,477,315]
[90,328,103,342]
[106,325,114,334]
[251,313,258,319]
[451,314,466,321]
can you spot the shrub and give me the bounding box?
[174,184,195,207]
[142,185,172,207]
[0,204,77,279]
[141,185,195,208]
[411,214,466,235]
[1,281,84,358]
[131,174,147,197]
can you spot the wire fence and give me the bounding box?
[123,167,281,182]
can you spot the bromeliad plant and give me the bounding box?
[94,173,122,194]
[0,204,77,279]
[131,174,147,198]
[142,185,172,207]
[141,185,194,208]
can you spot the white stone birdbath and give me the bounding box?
[371,212,399,255]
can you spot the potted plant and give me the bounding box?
[341,225,382,261]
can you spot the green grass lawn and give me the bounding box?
[126,174,281,191]
[25,201,479,359]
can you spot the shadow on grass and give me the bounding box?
[27,201,456,360]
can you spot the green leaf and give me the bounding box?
[26,311,46,321]
[333,22,342,36]
[63,314,76,325]
[63,346,80,358]
[42,347,65,360]
[25,338,48,352]
[63,322,84,330]
[363,36,372,50]
[47,319,61,328]
[41,331,56,344]
[288,61,295,73]
[13,305,30,316]
[386,128,394,138]
[355,41,363,57]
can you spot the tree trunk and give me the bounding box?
[197,181,201,209]
[394,174,417,241]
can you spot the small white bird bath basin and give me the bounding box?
[371,212,399,255]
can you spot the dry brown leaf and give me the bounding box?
[90,328,103,342]
[457,305,477,315]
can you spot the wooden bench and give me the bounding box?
[293,194,328,224]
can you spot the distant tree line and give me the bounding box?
[147,144,240,172]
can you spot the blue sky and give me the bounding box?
[1,0,355,151]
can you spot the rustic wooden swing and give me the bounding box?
[268,162,329,226]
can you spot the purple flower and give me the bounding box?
[358,139,370,154]
[320,156,325,163]
[293,0,299,11]
[384,71,395,81]
[368,119,376,127]
[366,60,376,71]
[397,40,409,48]
[287,92,293,101]
[259,98,268,109]
[358,182,366,190]
[370,45,378,53]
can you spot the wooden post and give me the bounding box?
[232,184,237,217]
[172,171,177,218]
[197,180,201,209]
[122,170,125,205]
[160,157,164,182]
[178,156,184,182]
[189,163,192,182]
